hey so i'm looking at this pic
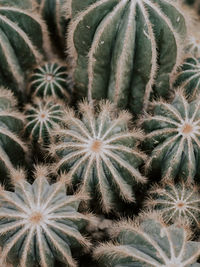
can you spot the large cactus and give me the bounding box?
[0,165,91,267]
[0,4,51,94]
[94,213,200,266]
[141,91,200,182]
[0,87,27,178]
[68,0,186,114]
[50,100,147,213]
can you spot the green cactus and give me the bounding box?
[141,91,200,182]
[0,5,51,94]
[50,100,147,213]
[145,181,200,227]
[24,97,65,145]
[174,57,200,98]
[94,213,200,267]
[0,165,91,267]
[0,87,27,178]
[68,0,186,114]
[29,62,71,100]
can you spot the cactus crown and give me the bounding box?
[0,165,91,267]
[50,100,147,212]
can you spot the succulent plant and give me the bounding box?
[0,165,91,267]
[24,97,65,145]
[141,91,200,182]
[174,57,200,98]
[0,87,27,178]
[0,5,51,94]
[68,0,186,114]
[94,213,200,267]
[145,181,200,227]
[29,62,71,100]
[50,100,147,213]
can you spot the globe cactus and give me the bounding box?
[0,5,51,94]
[68,0,186,114]
[29,62,71,100]
[0,87,27,178]
[145,181,200,227]
[94,213,200,267]
[50,100,147,213]
[0,165,91,267]
[24,97,65,145]
[141,91,200,182]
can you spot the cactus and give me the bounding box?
[0,5,51,94]
[141,91,200,182]
[68,0,186,114]
[94,213,200,267]
[50,100,147,213]
[174,57,200,98]
[29,62,71,100]
[0,87,27,178]
[24,97,65,145]
[145,181,200,227]
[0,165,91,267]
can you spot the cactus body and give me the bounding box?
[24,97,65,145]
[0,5,50,93]
[145,182,200,226]
[174,57,200,98]
[94,214,200,267]
[68,0,186,114]
[141,91,200,182]
[0,88,27,178]
[50,101,147,212]
[0,165,90,267]
[29,62,71,100]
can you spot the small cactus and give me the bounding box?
[50,100,147,213]
[0,165,91,267]
[0,87,27,177]
[141,91,200,182]
[68,0,186,114]
[174,57,200,98]
[29,62,71,100]
[24,97,65,145]
[145,181,200,227]
[94,213,200,267]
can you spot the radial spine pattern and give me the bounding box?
[24,97,65,145]
[68,0,186,114]
[29,62,71,100]
[0,165,91,267]
[141,91,200,182]
[145,181,200,226]
[50,101,147,212]
[94,213,200,267]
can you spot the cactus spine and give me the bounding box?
[50,100,147,212]
[68,0,186,114]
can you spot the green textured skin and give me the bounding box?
[175,57,200,98]
[95,217,200,267]
[24,97,65,145]
[0,169,89,267]
[69,0,186,115]
[146,182,200,226]
[0,5,48,95]
[51,101,146,213]
[142,92,200,182]
[29,62,71,100]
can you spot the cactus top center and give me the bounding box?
[45,74,54,82]
[29,212,43,224]
[176,201,185,209]
[181,123,193,135]
[90,140,102,153]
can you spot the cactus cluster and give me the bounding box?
[0,0,200,266]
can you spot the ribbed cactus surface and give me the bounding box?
[68,0,186,114]
[50,101,147,212]
[94,214,200,266]
[0,165,91,267]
